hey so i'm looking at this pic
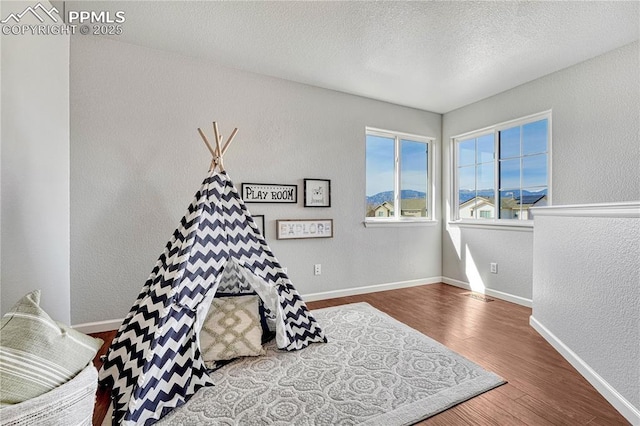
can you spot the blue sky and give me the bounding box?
[366,120,546,199]
[458,119,548,194]
[366,135,394,196]
[366,136,428,196]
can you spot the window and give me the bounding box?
[453,112,550,222]
[366,128,433,221]
[457,133,495,219]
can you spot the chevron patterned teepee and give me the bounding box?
[98,123,327,425]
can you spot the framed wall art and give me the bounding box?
[304,179,331,207]
[276,219,333,240]
[241,183,297,203]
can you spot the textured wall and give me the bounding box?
[532,208,640,415]
[442,42,640,300]
[0,1,71,323]
[69,36,442,324]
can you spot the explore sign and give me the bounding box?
[276,219,333,240]
[241,183,297,203]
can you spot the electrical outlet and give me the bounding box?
[490,263,498,274]
[314,264,321,275]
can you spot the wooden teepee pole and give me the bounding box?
[197,128,216,157]
[212,122,224,171]
[197,121,239,172]
[221,128,238,156]
[197,127,217,171]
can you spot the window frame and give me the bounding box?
[365,127,436,226]
[451,111,552,227]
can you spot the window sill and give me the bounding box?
[448,220,533,232]
[364,219,439,228]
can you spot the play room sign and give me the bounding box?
[241,183,298,203]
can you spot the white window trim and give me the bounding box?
[365,127,437,225]
[451,219,534,231]
[450,110,552,226]
[363,219,439,228]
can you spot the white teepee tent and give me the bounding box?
[98,123,327,425]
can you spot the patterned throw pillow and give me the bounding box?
[0,290,103,406]
[200,295,265,366]
[214,292,275,344]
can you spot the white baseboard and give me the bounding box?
[441,277,532,307]
[74,277,529,332]
[303,277,442,302]
[72,318,123,334]
[530,316,640,425]
[73,277,443,333]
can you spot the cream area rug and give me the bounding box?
[156,302,505,425]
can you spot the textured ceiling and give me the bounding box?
[66,1,639,113]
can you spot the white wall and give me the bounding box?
[69,36,442,325]
[442,42,640,302]
[530,204,640,423]
[0,1,71,323]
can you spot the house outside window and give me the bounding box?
[453,111,551,222]
[366,128,433,222]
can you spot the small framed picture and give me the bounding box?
[304,179,331,207]
[276,219,333,240]
[253,215,265,236]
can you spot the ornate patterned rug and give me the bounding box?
[157,302,505,425]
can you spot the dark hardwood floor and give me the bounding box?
[90,283,629,425]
